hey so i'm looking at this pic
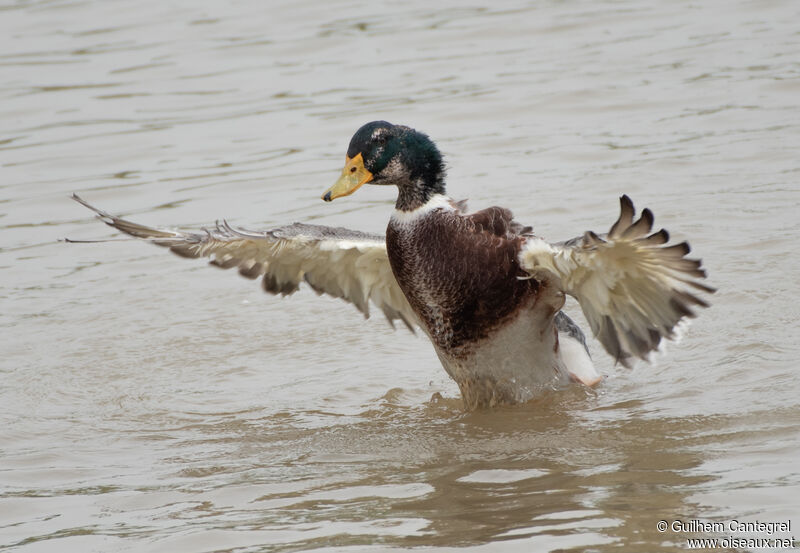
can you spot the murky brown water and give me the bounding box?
[2,0,799,551]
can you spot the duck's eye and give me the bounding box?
[350,166,357,173]
[377,136,387,145]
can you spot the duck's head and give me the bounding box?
[322,121,446,211]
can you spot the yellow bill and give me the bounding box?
[322,153,373,202]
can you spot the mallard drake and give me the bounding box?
[71,121,714,410]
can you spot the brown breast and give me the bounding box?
[386,208,539,357]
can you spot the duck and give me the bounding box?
[71,121,714,410]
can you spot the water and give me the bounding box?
[2,0,799,551]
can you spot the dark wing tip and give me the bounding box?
[641,207,654,228]
[622,206,656,239]
[583,230,604,245]
[72,193,111,220]
[210,257,240,269]
[262,273,299,296]
[645,228,670,245]
[689,279,717,294]
[664,241,691,256]
[239,263,264,280]
[620,194,634,213]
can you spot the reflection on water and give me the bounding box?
[2,0,800,551]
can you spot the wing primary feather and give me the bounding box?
[621,207,654,239]
[239,262,264,280]
[644,228,669,245]
[262,273,299,296]
[583,230,604,245]
[675,277,717,294]
[608,194,635,238]
[669,297,696,319]
[597,315,624,364]
[210,257,241,269]
[675,289,710,309]
[661,241,691,257]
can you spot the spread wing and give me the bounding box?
[519,195,715,366]
[70,194,418,330]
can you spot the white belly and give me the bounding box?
[431,308,594,409]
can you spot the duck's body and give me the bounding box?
[71,121,713,410]
[385,194,596,407]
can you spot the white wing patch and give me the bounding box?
[71,195,418,330]
[520,195,714,366]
